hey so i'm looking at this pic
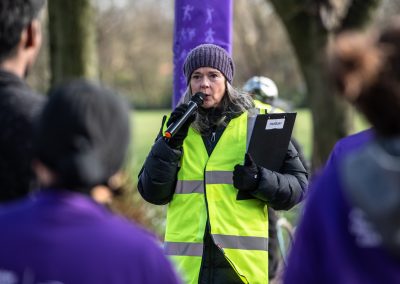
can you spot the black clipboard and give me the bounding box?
[247,112,297,171]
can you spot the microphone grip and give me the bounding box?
[164,101,198,139]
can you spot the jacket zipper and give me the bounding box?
[211,132,216,142]
[201,126,249,283]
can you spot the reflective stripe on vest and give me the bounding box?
[164,111,269,284]
[205,171,233,184]
[165,234,268,256]
[164,242,203,256]
[175,180,204,194]
[212,234,268,251]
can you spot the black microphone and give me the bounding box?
[164,92,205,138]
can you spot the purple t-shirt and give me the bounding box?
[324,129,374,172]
[0,190,181,284]
[284,129,400,284]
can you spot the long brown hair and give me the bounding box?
[180,82,254,136]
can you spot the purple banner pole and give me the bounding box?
[173,0,233,108]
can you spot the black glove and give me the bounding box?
[165,104,195,149]
[233,153,260,194]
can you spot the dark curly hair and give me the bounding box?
[330,18,400,137]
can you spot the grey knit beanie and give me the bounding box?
[183,43,234,84]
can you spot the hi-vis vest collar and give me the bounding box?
[164,110,269,284]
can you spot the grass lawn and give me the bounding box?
[130,110,167,178]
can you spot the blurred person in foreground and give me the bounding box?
[0,79,181,284]
[138,43,308,284]
[244,75,309,281]
[0,0,46,202]
[284,19,400,284]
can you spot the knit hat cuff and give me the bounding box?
[183,44,234,84]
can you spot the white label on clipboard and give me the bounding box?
[265,118,285,130]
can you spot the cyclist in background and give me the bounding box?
[243,76,291,113]
[244,75,309,281]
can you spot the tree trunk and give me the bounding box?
[48,0,98,85]
[294,30,351,170]
[268,0,379,171]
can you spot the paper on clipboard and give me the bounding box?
[265,118,285,130]
[247,113,297,171]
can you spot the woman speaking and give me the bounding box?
[138,43,308,284]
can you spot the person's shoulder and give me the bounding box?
[311,132,374,203]
[271,98,291,112]
[13,86,45,109]
[105,214,162,248]
[325,128,374,171]
[0,78,45,116]
[335,129,374,153]
[0,197,34,223]
[105,217,181,279]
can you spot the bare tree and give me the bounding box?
[268,0,381,170]
[44,0,384,171]
[233,0,305,107]
[96,1,174,108]
[48,0,99,85]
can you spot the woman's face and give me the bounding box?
[190,67,226,109]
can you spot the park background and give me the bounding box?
[27,0,398,236]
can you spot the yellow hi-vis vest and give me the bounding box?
[164,111,269,284]
[253,100,284,114]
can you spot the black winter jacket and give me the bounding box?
[138,138,308,209]
[138,113,308,283]
[0,69,45,202]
